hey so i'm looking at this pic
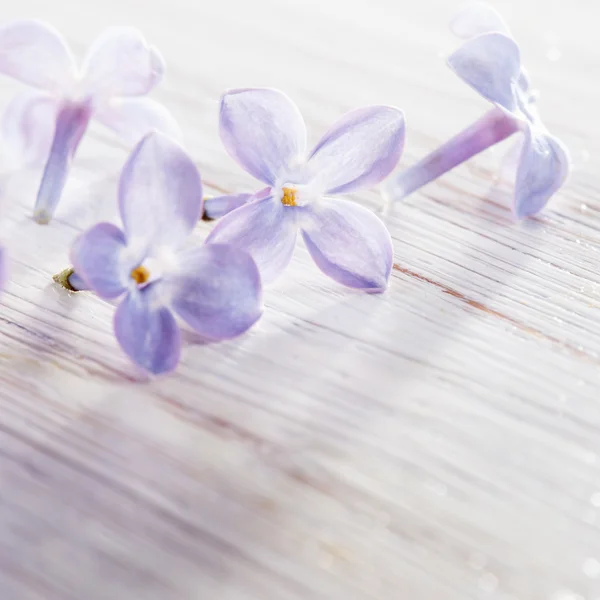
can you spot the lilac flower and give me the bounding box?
[0,20,181,223]
[205,88,405,291]
[68,132,263,375]
[385,3,570,219]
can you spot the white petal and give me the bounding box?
[0,19,76,92]
[81,26,165,101]
[95,96,182,146]
[1,89,59,168]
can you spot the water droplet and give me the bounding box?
[547,47,562,61]
[581,204,588,212]
[583,557,600,578]
[478,572,499,593]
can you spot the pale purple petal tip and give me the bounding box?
[514,127,570,219]
[206,195,297,285]
[450,3,510,39]
[168,243,262,340]
[114,287,181,375]
[95,97,182,146]
[203,193,254,220]
[0,19,76,92]
[81,26,165,101]
[70,222,131,299]
[308,106,405,195]
[447,32,521,115]
[219,88,307,185]
[301,198,393,292]
[119,131,202,250]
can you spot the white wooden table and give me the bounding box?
[0,1,598,598]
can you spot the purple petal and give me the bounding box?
[1,89,59,168]
[307,106,405,195]
[94,97,182,146]
[514,127,570,219]
[300,198,392,292]
[448,32,521,114]
[70,223,132,299]
[114,287,181,375]
[119,132,202,251]
[220,88,307,185]
[0,20,76,92]
[203,193,254,220]
[167,243,262,340]
[0,245,7,291]
[206,194,297,284]
[450,3,510,38]
[81,27,164,101]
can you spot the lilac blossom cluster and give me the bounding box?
[0,5,570,375]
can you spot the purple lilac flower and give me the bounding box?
[385,3,570,219]
[205,88,405,291]
[0,20,181,223]
[69,132,263,375]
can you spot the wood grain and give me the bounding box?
[0,0,599,598]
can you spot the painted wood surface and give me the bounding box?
[0,0,598,598]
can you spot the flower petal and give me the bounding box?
[1,89,59,168]
[70,223,132,299]
[94,96,182,146]
[219,88,307,185]
[119,132,202,251]
[167,243,262,340]
[514,127,570,219]
[447,32,521,114]
[300,198,392,292]
[81,27,165,100]
[203,193,254,220]
[206,195,297,284]
[450,3,510,38]
[307,106,405,195]
[114,288,181,375]
[0,19,76,92]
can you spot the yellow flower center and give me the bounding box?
[130,265,150,285]
[281,186,297,206]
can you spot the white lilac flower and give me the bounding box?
[0,20,181,223]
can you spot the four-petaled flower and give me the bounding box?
[206,88,405,291]
[70,132,263,375]
[448,2,570,217]
[0,19,181,223]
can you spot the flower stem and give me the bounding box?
[384,108,520,202]
[52,267,89,292]
[33,102,92,224]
